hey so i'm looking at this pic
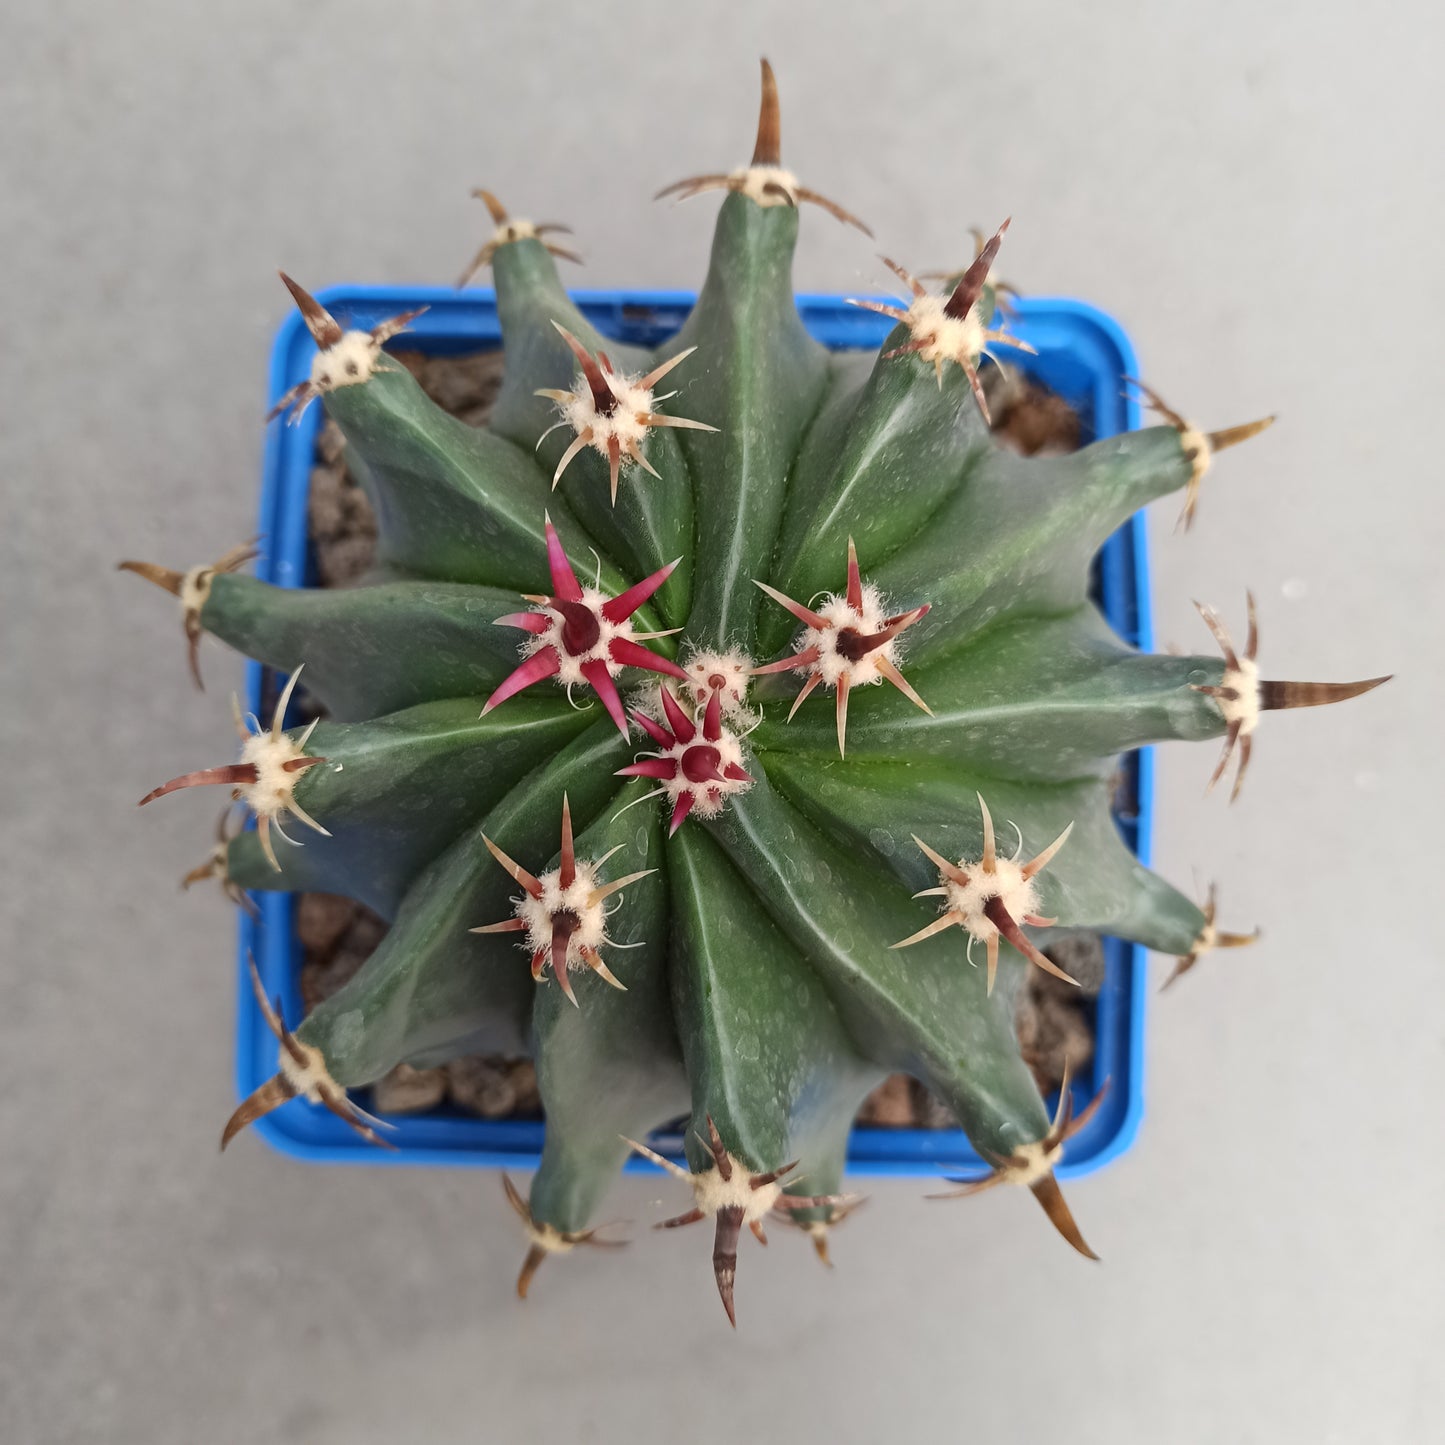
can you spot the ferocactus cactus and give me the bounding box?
[124,61,1388,1325]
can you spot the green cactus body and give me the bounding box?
[128,62,1389,1323]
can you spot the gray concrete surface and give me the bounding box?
[4,2,1442,1442]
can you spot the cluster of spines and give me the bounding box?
[137,666,329,871]
[624,1115,851,1327]
[654,58,872,235]
[618,683,755,835]
[481,515,684,735]
[894,793,1074,997]
[472,795,652,1006]
[847,218,1033,418]
[752,537,931,758]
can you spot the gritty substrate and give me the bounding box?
[298,345,1098,1125]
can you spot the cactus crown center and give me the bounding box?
[679,648,756,721]
[621,687,754,834]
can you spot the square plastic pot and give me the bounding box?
[238,284,1154,1180]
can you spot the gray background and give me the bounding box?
[4,2,1442,1442]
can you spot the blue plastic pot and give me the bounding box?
[239,285,1153,1180]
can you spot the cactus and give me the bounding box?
[124,60,1388,1326]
